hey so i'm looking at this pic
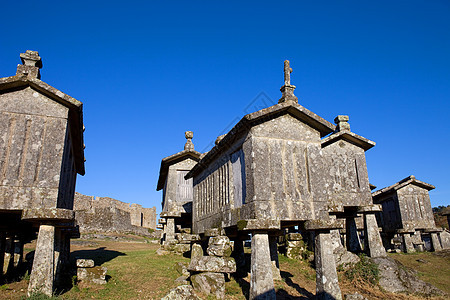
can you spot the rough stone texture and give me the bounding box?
[439,230,450,249]
[344,292,367,300]
[315,232,342,300]
[188,256,236,273]
[28,225,56,296]
[430,232,442,251]
[77,266,107,285]
[249,233,276,300]
[161,284,199,300]
[76,259,94,268]
[372,256,444,296]
[190,272,225,299]
[207,236,232,257]
[175,262,190,277]
[173,243,191,254]
[402,233,415,253]
[74,192,156,234]
[269,235,281,281]
[176,233,201,244]
[363,213,386,257]
[334,248,360,270]
[191,243,203,258]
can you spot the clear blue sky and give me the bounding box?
[1,1,449,213]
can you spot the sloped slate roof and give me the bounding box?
[321,130,376,151]
[372,175,435,199]
[0,74,85,175]
[186,101,335,178]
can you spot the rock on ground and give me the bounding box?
[371,257,444,296]
[188,256,236,273]
[190,272,225,299]
[161,285,199,300]
[334,248,360,270]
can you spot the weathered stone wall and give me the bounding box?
[0,87,70,210]
[396,185,435,229]
[74,192,156,234]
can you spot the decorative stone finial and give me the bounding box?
[184,131,194,151]
[16,50,42,79]
[334,115,350,132]
[278,60,298,104]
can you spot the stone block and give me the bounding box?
[174,243,191,254]
[191,272,225,299]
[176,233,201,244]
[204,228,225,237]
[161,284,199,300]
[188,256,236,273]
[76,259,94,268]
[286,233,303,241]
[77,266,107,285]
[175,262,190,277]
[207,236,232,257]
[191,243,203,258]
[286,240,305,248]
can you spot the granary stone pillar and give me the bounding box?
[305,220,342,300]
[426,229,443,252]
[358,205,386,257]
[165,218,176,242]
[3,236,15,275]
[250,232,276,300]
[28,225,56,296]
[398,230,415,253]
[13,235,23,268]
[232,237,246,273]
[269,235,281,281]
[346,217,362,253]
[0,232,5,277]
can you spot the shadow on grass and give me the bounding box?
[70,247,126,266]
[280,271,314,299]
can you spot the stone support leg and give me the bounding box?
[269,235,281,281]
[314,231,342,300]
[13,236,23,268]
[431,233,442,252]
[3,237,14,275]
[402,233,415,253]
[330,229,344,252]
[0,232,5,277]
[232,238,246,272]
[165,218,175,242]
[363,213,386,257]
[250,232,276,300]
[346,218,362,253]
[28,225,56,296]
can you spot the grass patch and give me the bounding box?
[344,254,379,285]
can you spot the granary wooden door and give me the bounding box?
[176,170,193,202]
[231,149,246,207]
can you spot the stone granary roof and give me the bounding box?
[156,131,201,191]
[186,101,336,179]
[0,50,85,175]
[372,175,435,199]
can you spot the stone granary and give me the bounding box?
[184,61,385,300]
[0,51,85,296]
[372,176,447,252]
[157,131,201,245]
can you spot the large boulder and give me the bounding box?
[190,272,225,299]
[334,248,360,270]
[372,257,444,296]
[207,236,232,257]
[188,256,236,273]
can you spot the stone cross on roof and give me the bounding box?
[278,60,298,104]
[184,131,195,151]
[284,60,293,86]
[16,50,42,79]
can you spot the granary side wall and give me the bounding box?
[397,184,436,229]
[0,87,69,210]
[245,114,328,220]
[57,126,77,209]
[321,141,372,208]
[373,192,402,232]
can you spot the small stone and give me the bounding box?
[191,243,203,258]
[174,243,191,254]
[76,259,94,268]
[156,248,170,256]
[334,248,360,270]
[176,233,201,244]
[175,262,190,277]
[286,233,303,241]
[191,272,225,299]
[188,256,236,273]
[344,292,367,300]
[207,236,232,257]
[77,266,107,285]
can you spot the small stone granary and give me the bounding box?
[0,51,85,295]
[372,176,447,252]
[183,61,385,300]
[156,131,201,249]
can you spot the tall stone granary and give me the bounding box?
[0,50,85,296]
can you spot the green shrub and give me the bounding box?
[344,254,379,285]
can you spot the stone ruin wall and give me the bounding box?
[74,192,156,235]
